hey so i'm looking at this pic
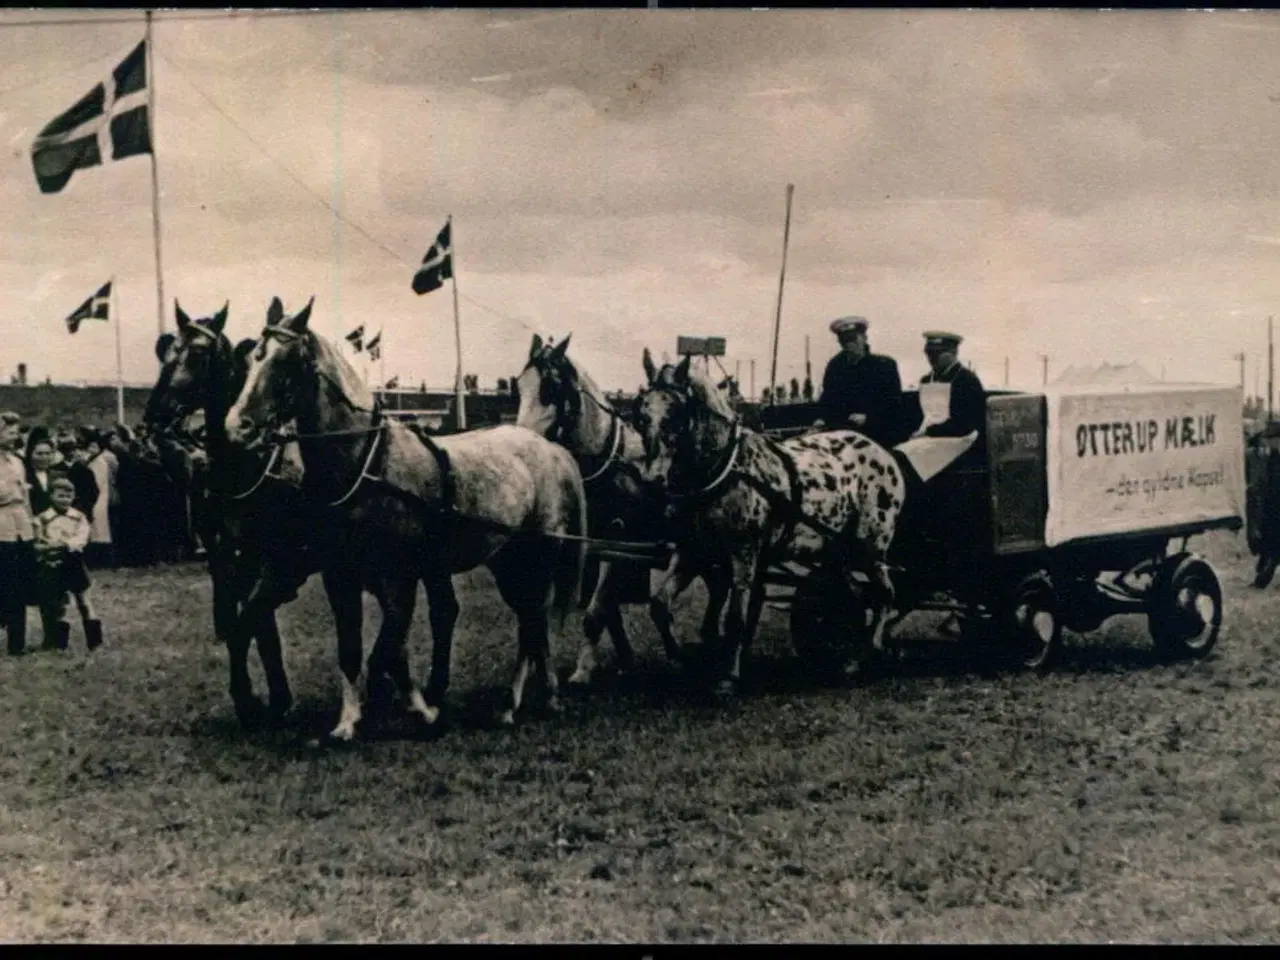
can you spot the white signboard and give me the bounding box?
[1043,383,1245,547]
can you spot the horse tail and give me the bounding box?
[552,461,588,630]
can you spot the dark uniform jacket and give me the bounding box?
[818,351,905,447]
[917,361,987,440]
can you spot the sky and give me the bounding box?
[1,8,1280,397]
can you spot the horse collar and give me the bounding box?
[581,412,622,484]
[689,421,743,501]
[229,445,286,501]
[327,410,389,508]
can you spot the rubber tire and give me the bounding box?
[1149,554,1222,661]
[790,571,874,684]
[1000,572,1062,672]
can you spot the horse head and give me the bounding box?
[226,294,371,451]
[633,347,738,494]
[517,333,588,440]
[144,299,251,436]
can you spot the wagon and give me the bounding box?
[758,381,1247,674]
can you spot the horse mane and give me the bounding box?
[309,327,375,410]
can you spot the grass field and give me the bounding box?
[2,529,1278,943]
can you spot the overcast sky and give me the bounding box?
[1,9,1280,396]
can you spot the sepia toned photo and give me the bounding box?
[0,6,1274,944]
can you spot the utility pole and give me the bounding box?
[750,359,756,401]
[1269,315,1275,422]
[1038,353,1049,387]
[1003,356,1010,387]
[1235,351,1246,394]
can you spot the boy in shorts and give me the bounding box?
[34,476,103,651]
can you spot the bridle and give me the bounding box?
[533,355,630,485]
[148,320,296,502]
[245,324,388,509]
[635,381,744,502]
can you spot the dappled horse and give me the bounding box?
[144,299,366,731]
[224,300,588,735]
[516,333,731,685]
[632,351,908,695]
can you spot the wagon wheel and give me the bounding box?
[790,569,874,684]
[997,572,1062,672]
[1149,554,1223,661]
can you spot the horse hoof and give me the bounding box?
[233,697,267,731]
[328,722,359,743]
[267,696,294,726]
[567,669,592,688]
[496,709,516,728]
[545,696,563,717]
[712,679,739,702]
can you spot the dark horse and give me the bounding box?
[144,298,367,734]
[224,300,589,733]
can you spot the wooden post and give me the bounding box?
[767,183,795,405]
[145,11,166,337]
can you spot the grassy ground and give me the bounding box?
[1,530,1278,943]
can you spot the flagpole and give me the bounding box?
[145,10,166,337]
[449,214,467,431]
[111,276,124,424]
[768,183,795,406]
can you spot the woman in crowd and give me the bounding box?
[0,411,35,656]
[25,429,57,517]
[82,427,115,568]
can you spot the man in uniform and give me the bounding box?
[907,331,989,633]
[913,330,986,443]
[813,315,905,447]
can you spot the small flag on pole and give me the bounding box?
[412,219,452,295]
[366,331,382,361]
[385,376,399,389]
[66,281,112,334]
[345,325,365,352]
[31,40,152,195]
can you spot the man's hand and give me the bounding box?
[812,419,826,428]
[847,413,868,427]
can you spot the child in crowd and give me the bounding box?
[34,476,103,652]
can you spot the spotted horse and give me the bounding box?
[632,350,909,695]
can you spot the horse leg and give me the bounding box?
[211,556,262,729]
[490,542,558,726]
[316,562,366,741]
[571,559,632,686]
[253,613,294,724]
[417,564,459,729]
[697,561,733,649]
[366,573,435,733]
[718,546,764,697]
[648,551,703,665]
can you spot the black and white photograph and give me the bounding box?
[0,6,1275,943]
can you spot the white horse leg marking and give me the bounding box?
[408,688,440,727]
[570,559,614,686]
[499,653,533,727]
[331,667,363,741]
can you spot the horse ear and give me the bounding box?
[233,339,256,368]
[674,354,692,385]
[174,301,191,330]
[529,333,543,360]
[154,332,176,363]
[288,296,315,331]
[643,348,657,385]
[549,334,571,361]
[210,301,229,334]
[266,297,284,327]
